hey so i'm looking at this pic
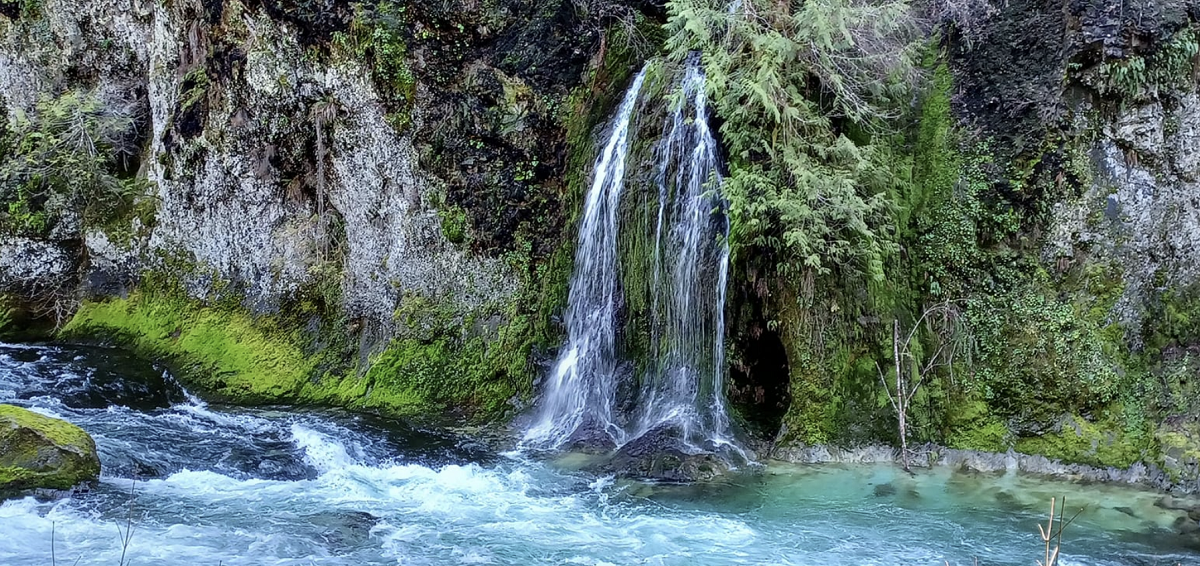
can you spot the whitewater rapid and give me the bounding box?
[0,343,1195,566]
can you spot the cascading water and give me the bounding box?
[522,67,649,448]
[524,58,740,455]
[633,58,738,454]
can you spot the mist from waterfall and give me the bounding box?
[523,59,740,457]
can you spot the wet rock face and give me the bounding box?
[0,238,79,332]
[407,0,597,256]
[0,0,527,328]
[0,404,100,493]
[605,425,730,482]
[949,0,1068,149]
[1176,94,1200,181]
[1158,420,1200,484]
[1045,98,1200,342]
[557,416,620,455]
[950,0,1195,149]
[0,238,75,288]
[0,0,655,330]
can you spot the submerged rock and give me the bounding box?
[558,416,619,455]
[1173,515,1200,535]
[872,482,897,498]
[1156,494,1200,514]
[0,405,100,493]
[1114,506,1137,518]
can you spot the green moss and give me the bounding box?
[774,294,890,447]
[0,404,100,491]
[965,280,1119,422]
[778,353,841,445]
[0,294,54,342]
[0,466,37,488]
[945,400,1011,453]
[1157,422,1200,482]
[1158,431,1200,460]
[0,405,91,449]
[60,284,541,422]
[61,292,317,405]
[92,192,158,250]
[1143,286,1200,356]
[438,205,469,246]
[905,60,959,239]
[1015,414,1151,469]
[312,292,539,420]
[14,0,41,19]
[179,67,210,112]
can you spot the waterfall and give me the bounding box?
[525,59,741,457]
[522,67,648,448]
[633,59,738,454]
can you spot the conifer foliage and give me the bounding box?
[0,90,143,236]
[665,0,922,280]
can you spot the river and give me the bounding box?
[0,343,1195,565]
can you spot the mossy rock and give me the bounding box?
[1014,414,1149,469]
[61,291,535,423]
[1157,420,1200,483]
[0,405,100,493]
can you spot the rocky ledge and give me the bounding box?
[774,442,1200,495]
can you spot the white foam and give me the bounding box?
[290,423,358,473]
[23,403,66,420]
[175,401,275,434]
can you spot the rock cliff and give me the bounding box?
[4,0,1200,490]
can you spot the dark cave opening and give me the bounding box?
[728,324,791,441]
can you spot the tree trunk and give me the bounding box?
[894,319,908,471]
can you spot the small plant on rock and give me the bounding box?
[0,89,145,237]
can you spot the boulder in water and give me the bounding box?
[1173,515,1200,535]
[873,482,897,498]
[1114,506,1137,518]
[559,416,620,454]
[0,405,100,493]
[607,424,731,482]
[1155,494,1200,513]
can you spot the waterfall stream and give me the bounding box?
[633,59,737,454]
[522,67,649,449]
[524,59,740,455]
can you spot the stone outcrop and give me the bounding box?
[0,0,601,329]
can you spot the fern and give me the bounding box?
[666,0,920,281]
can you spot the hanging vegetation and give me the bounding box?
[665,0,923,281]
[0,90,144,236]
